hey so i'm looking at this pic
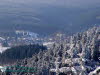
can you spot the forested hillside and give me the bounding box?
[2,27,99,75]
[0,44,47,64]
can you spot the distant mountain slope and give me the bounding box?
[0,44,47,64]
[0,0,100,35]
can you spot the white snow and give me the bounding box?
[0,46,10,53]
[89,67,100,75]
[43,42,54,46]
[0,66,6,72]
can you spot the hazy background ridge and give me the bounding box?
[0,0,100,35]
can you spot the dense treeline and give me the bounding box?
[0,44,47,64]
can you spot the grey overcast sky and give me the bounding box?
[0,0,100,35]
[0,0,100,7]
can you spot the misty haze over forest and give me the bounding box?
[0,1,100,75]
[0,0,100,35]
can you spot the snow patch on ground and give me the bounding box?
[0,46,10,53]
